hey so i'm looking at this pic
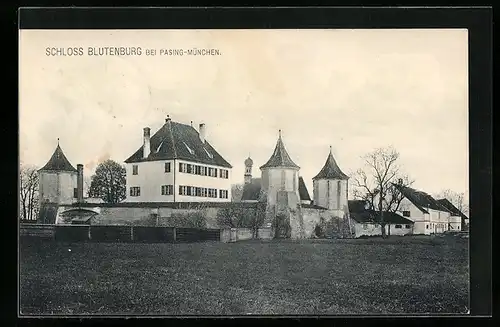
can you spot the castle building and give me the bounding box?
[312,146,350,218]
[124,116,233,203]
[38,141,80,205]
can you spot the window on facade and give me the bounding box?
[73,188,78,198]
[201,166,207,176]
[130,187,140,197]
[165,162,171,173]
[132,165,138,175]
[220,169,229,179]
[187,164,193,174]
[395,224,402,229]
[426,225,429,229]
[403,211,411,217]
[208,167,218,177]
[405,224,410,229]
[201,188,207,197]
[195,187,202,197]
[457,226,460,230]
[363,224,368,230]
[195,165,201,175]
[161,185,173,195]
[219,189,228,199]
[208,188,217,198]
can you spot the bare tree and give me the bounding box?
[83,175,92,198]
[350,146,413,238]
[19,164,40,221]
[436,189,469,216]
[231,183,244,202]
[216,203,266,238]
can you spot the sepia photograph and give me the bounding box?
[19,27,470,316]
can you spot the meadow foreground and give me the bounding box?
[19,235,469,315]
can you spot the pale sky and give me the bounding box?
[19,29,469,198]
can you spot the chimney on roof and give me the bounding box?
[143,127,151,158]
[199,123,206,143]
[77,164,84,204]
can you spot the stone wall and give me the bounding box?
[55,202,336,239]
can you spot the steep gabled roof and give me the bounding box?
[39,143,77,173]
[298,176,311,201]
[392,183,451,214]
[241,178,262,202]
[313,147,348,180]
[260,131,299,170]
[437,198,469,220]
[124,118,232,168]
[348,201,413,224]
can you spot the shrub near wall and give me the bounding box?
[161,211,207,228]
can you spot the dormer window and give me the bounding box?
[156,141,164,153]
[183,142,195,155]
[203,147,214,159]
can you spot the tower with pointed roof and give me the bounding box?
[259,130,305,239]
[313,146,349,217]
[244,156,253,185]
[38,140,78,205]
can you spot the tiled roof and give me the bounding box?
[298,177,311,201]
[124,118,232,168]
[313,147,348,180]
[39,144,77,173]
[260,131,299,170]
[393,184,451,214]
[348,201,413,224]
[241,178,263,201]
[240,177,311,203]
[437,199,469,220]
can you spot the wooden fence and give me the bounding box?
[19,224,222,243]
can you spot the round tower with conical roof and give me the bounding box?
[38,140,78,205]
[259,130,301,205]
[312,146,349,217]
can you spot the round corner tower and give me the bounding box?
[259,130,301,206]
[38,140,78,205]
[312,146,349,218]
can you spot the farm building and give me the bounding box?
[348,200,414,238]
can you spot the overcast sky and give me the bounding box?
[19,29,468,198]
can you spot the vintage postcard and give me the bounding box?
[19,28,470,316]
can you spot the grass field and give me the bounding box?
[19,235,469,315]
